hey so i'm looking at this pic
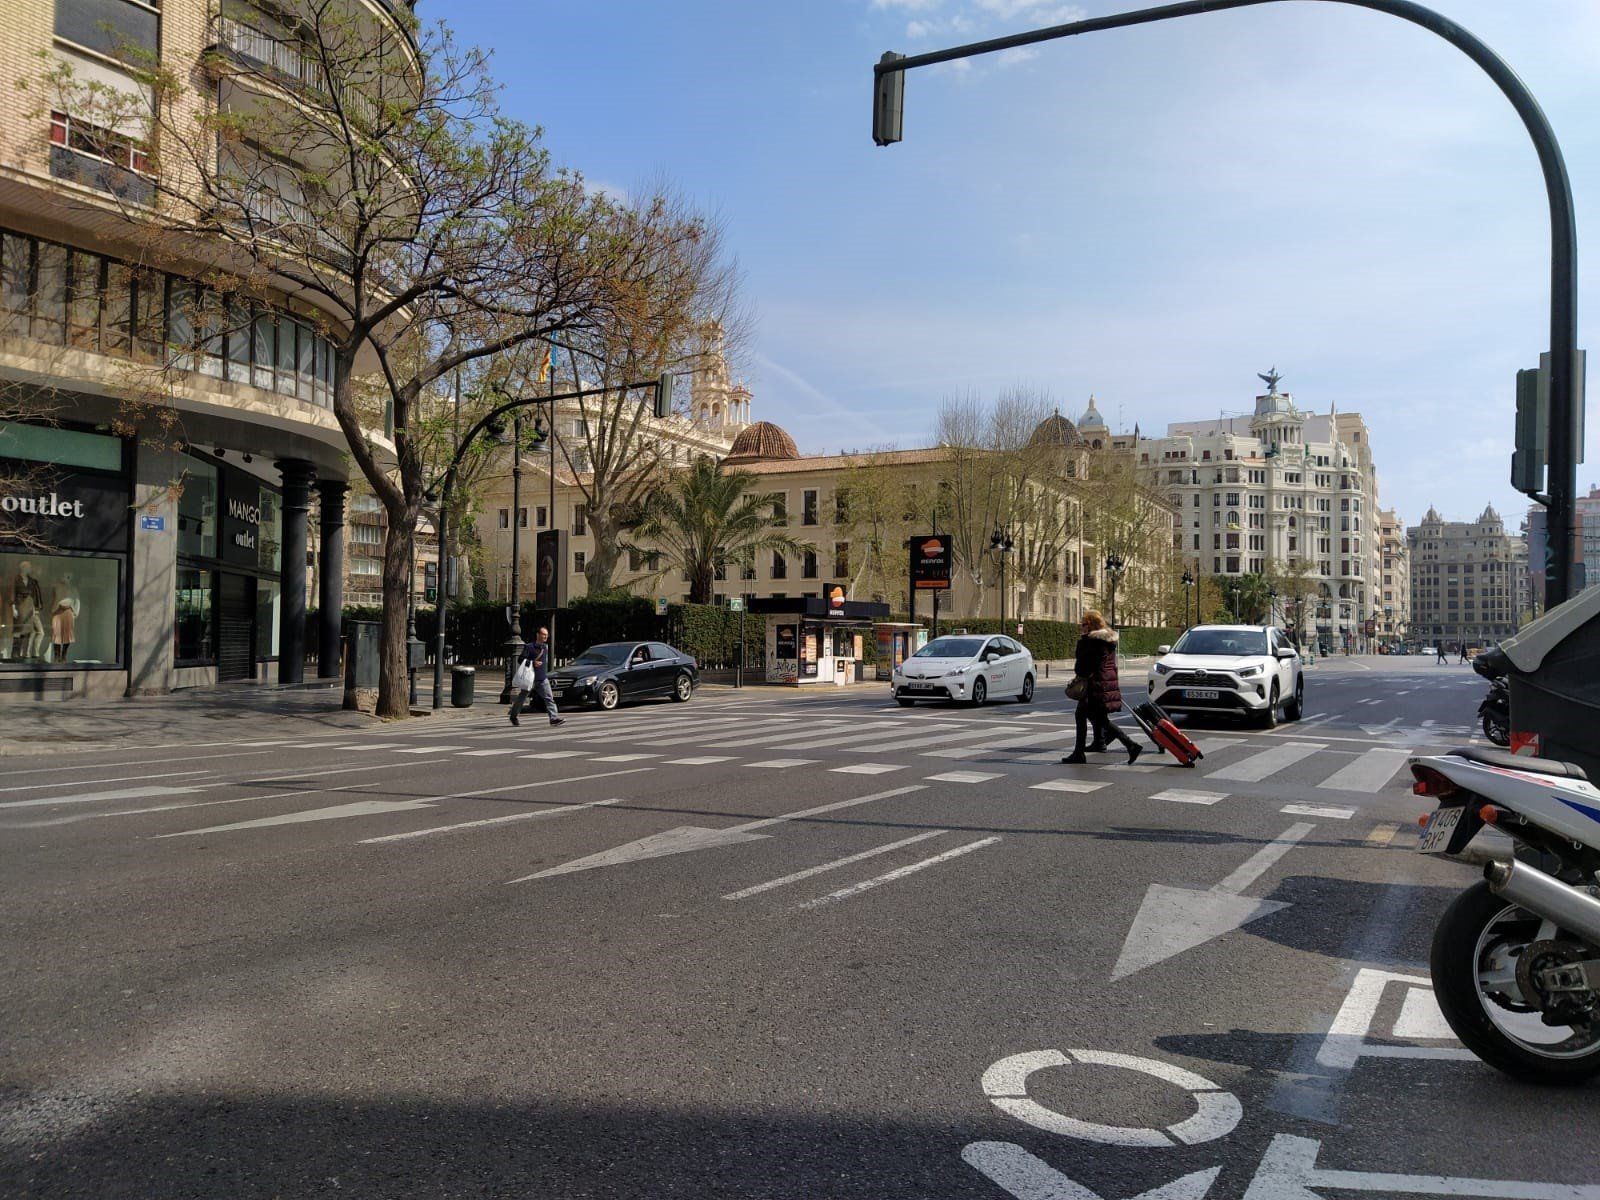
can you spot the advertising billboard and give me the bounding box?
[909,533,952,591]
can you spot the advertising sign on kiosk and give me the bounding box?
[909,534,952,591]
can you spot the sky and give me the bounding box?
[439,0,1600,532]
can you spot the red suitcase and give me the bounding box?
[1131,701,1203,767]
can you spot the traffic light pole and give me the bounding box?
[875,0,1581,606]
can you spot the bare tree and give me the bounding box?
[833,448,920,606]
[933,393,1006,616]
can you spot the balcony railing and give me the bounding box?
[212,17,380,129]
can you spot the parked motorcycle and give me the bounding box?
[1415,746,1600,1082]
[1473,647,1511,747]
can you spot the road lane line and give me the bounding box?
[1205,742,1325,783]
[1316,748,1411,793]
[922,731,1059,760]
[0,769,212,794]
[722,830,949,900]
[1029,780,1109,793]
[926,771,1005,784]
[830,763,905,775]
[360,797,624,844]
[798,837,1002,908]
[1282,803,1357,819]
[1215,822,1317,896]
[244,759,451,783]
[665,756,734,766]
[0,783,217,810]
[1151,789,1228,806]
[747,758,817,769]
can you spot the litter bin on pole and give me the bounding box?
[451,665,476,708]
[1493,586,1600,781]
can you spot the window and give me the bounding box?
[536,506,548,527]
[49,109,152,175]
[834,542,849,578]
[174,565,214,663]
[574,550,586,573]
[177,456,217,559]
[772,550,787,580]
[835,491,850,524]
[766,492,788,526]
[498,508,509,530]
[802,489,818,525]
[802,548,818,578]
[56,0,159,57]
[517,507,528,529]
[572,505,586,535]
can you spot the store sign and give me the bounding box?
[910,533,953,591]
[825,583,846,615]
[0,473,129,553]
[220,485,262,564]
[535,529,570,610]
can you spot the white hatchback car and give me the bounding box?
[1147,624,1304,727]
[892,634,1035,707]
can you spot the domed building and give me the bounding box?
[1028,410,1084,449]
[723,421,800,466]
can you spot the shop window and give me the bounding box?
[174,566,214,663]
[0,421,122,471]
[257,485,282,572]
[255,579,280,659]
[178,456,218,559]
[69,251,108,349]
[1,552,120,667]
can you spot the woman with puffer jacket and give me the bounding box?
[1062,610,1142,765]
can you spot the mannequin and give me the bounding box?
[0,572,11,661]
[12,560,45,660]
[51,570,81,663]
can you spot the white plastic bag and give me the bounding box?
[511,660,536,691]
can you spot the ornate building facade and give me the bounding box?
[1407,505,1530,647]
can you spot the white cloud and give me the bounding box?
[996,46,1041,67]
[972,0,1085,22]
[871,0,941,9]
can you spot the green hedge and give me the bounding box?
[890,615,1179,661]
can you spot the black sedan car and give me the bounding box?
[549,641,698,710]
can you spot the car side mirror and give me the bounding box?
[1275,646,1296,659]
[1156,645,1171,655]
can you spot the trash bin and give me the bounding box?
[451,665,476,708]
[1496,585,1600,779]
[345,621,380,688]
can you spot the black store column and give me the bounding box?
[316,480,349,678]
[277,460,317,685]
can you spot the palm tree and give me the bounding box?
[628,458,802,604]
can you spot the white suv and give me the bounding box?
[1147,624,1304,727]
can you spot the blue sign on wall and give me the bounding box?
[140,515,165,531]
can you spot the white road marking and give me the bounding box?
[0,783,214,810]
[1240,1133,1597,1199]
[0,769,212,794]
[665,756,735,766]
[1101,762,1167,774]
[840,727,1023,754]
[1317,748,1411,793]
[1152,789,1228,806]
[766,726,928,752]
[1317,968,1474,1069]
[721,830,949,900]
[1029,779,1109,793]
[160,798,440,836]
[394,745,465,754]
[1282,803,1356,820]
[1206,742,1325,783]
[1393,987,1458,1041]
[962,1141,1220,1200]
[926,771,1005,784]
[511,784,927,882]
[521,751,583,759]
[458,749,521,757]
[1365,822,1400,846]
[594,753,660,762]
[747,758,817,769]
[923,731,1059,760]
[247,759,450,783]
[798,836,1001,908]
[830,763,905,775]
[1112,823,1315,980]
[360,797,624,844]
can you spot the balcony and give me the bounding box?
[49,145,154,206]
[209,17,381,130]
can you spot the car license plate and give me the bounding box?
[1186,688,1220,700]
[1418,806,1464,854]
[907,682,937,691]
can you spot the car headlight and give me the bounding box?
[1237,666,1261,678]
[579,675,599,687]
[1153,663,1171,675]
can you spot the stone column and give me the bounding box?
[276,459,317,685]
[316,480,349,678]
[127,441,183,696]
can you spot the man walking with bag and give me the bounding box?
[509,626,565,727]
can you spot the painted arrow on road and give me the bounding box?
[1242,1134,1600,1199]
[159,798,440,836]
[1111,823,1315,980]
[509,784,927,882]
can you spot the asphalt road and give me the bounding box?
[4,657,1598,1198]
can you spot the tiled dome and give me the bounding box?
[1029,409,1084,448]
[724,420,799,463]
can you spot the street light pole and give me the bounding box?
[873,0,1581,607]
[1180,568,1195,631]
[498,414,525,704]
[1104,552,1125,627]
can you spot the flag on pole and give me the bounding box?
[537,344,555,384]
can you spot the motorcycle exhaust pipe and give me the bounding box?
[1484,859,1600,946]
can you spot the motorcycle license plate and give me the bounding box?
[1186,688,1220,700]
[1418,806,1464,854]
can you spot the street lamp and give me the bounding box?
[1104,551,1125,626]
[1180,568,1195,631]
[496,412,549,703]
[428,374,669,709]
[872,0,1581,608]
[1266,584,1278,627]
[1227,580,1242,623]
[990,526,1015,627]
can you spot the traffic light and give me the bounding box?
[873,52,905,147]
[1511,365,1546,497]
[424,560,438,603]
[654,372,674,419]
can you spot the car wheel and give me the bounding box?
[671,673,693,702]
[896,695,916,707]
[1284,677,1304,721]
[968,677,988,707]
[596,680,620,711]
[1016,674,1034,704]
[1259,683,1279,729]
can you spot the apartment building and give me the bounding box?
[1407,505,1529,648]
[0,0,411,700]
[1130,374,1385,650]
[1377,508,1410,647]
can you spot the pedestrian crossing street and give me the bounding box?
[192,700,1451,800]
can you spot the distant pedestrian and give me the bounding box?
[509,626,565,727]
[1459,643,1470,664]
[1436,643,1449,665]
[1062,611,1141,766]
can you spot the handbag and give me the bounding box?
[1066,675,1089,702]
[511,660,536,691]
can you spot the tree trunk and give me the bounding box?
[583,518,620,594]
[377,508,417,719]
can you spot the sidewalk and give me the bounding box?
[0,682,474,757]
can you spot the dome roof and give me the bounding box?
[724,420,799,463]
[1030,409,1084,448]
[1078,395,1108,430]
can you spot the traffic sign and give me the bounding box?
[728,596,744,612]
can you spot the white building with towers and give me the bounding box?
[1129,371,1388,651]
